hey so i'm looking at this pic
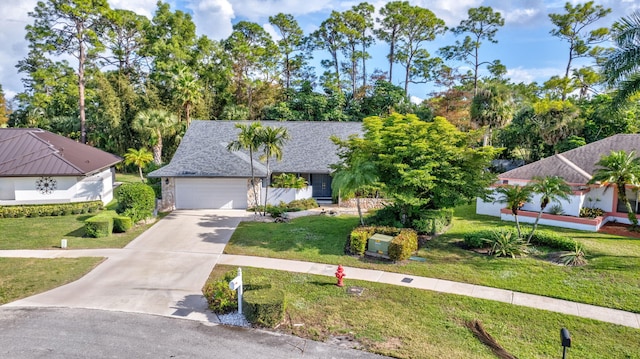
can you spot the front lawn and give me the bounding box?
[208,265,640,359]
[0,212,161,250]
[0,257,103,305]
[224,205,640,313]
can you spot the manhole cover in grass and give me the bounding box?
[401,277,414,283]
[346,286,365,296]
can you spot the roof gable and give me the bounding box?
[149,120,363,178]
[499,134,640,183]
[0,128,122,177]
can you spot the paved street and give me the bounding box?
[0,307,386,359]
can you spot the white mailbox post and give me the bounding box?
[229,267,243,314]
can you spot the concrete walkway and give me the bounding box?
[2,211,639,330]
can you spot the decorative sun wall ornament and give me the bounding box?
[36,177,57,194]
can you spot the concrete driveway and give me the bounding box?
[4,210,250,322]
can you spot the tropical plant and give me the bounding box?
[173,66,201,126]
[132,109,179,165]
[493,184,534,238]
[588,150,640,226]
[259,126,290,216]
[271,173,307,189]
[331,156,378,226]
[123,148,154,182]
[559,243,587,266]
[527,176,572,243]
[227,122,264,213]
[602,11,640,106]
[484,231,529,258]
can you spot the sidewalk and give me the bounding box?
[218,254,640,329]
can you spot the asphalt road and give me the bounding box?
[0,307,388,359]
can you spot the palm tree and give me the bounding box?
[173,66,201,126]
[259,126,290,216]
[124,148,154,182]
[331,157,378,225]
[494,184,534,238]
[588,150,640,226]
[527,176,572,243]
[602,11,640,106]
[132,109,179,165]
[227,122,263,213]
[470,83,514,146]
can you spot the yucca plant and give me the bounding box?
[559,243,587,266]
[484,231,529,258]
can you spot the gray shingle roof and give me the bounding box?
[149,120,363,178]
[0,128,122,177]
[499,134,640,184]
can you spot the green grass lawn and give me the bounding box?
[0,212,162,250]
[0,257,103,305]
[115,172,144,184]
[224,205,640,313]
[208,265,640,359]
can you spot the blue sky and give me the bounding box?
[1,0,639,102]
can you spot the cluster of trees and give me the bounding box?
[2,0,640,171]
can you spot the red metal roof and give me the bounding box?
[0,128,122,177]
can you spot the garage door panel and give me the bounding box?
[175,178,248,209]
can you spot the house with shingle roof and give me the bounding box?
[477,134,640,231]
[149,120,363,210]
[0,128,122,206]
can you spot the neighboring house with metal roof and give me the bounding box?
[149,120,363,210]
[0,128,122,206]
[477,134,640,231]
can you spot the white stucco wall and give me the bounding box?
[262,186,313,206]
[584,187,614,212]
[0,168,114,206]
[476,197,503,217]
[500,212,600,231]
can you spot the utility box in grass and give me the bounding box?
[368,233,394,255]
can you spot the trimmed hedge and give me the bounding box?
[388,229,418,261]
[115,183,155,222]
[529,230,577,251]
[0,201,103,218]
[243,288,286,328]
[349,227,375,256]
[113,215,133,233]
[413,208,454,235]
[85,213,114,238]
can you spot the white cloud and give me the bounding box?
[188,0,235,39]
[230,0,334,20]
[410,95,424,105]
[263,23,281,42]
[0,0,37,100]
[108,0,157,18]
[507,66,562,84]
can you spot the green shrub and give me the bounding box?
[266,204,287,218]
[286,198,318,211]
[112,216,133,233]
[485,231,529,258]
[462,229,513,249]
[349,227,375,255]
[85,214,114,238]
[203,280,237,314]
[243,288,286,328]
[115,183,155,222]
[271,173,308,189]
[0,201,102,219]
[388,229,418,261]
[529,230,577,251]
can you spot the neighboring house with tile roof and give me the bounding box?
[0,128,122,206]
[149,120,363,210]
[477,134,640,231]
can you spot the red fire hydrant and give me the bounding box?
[335,265,346,287]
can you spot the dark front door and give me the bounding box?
[311,174,332,198]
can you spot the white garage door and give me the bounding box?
[175,178,248,209]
